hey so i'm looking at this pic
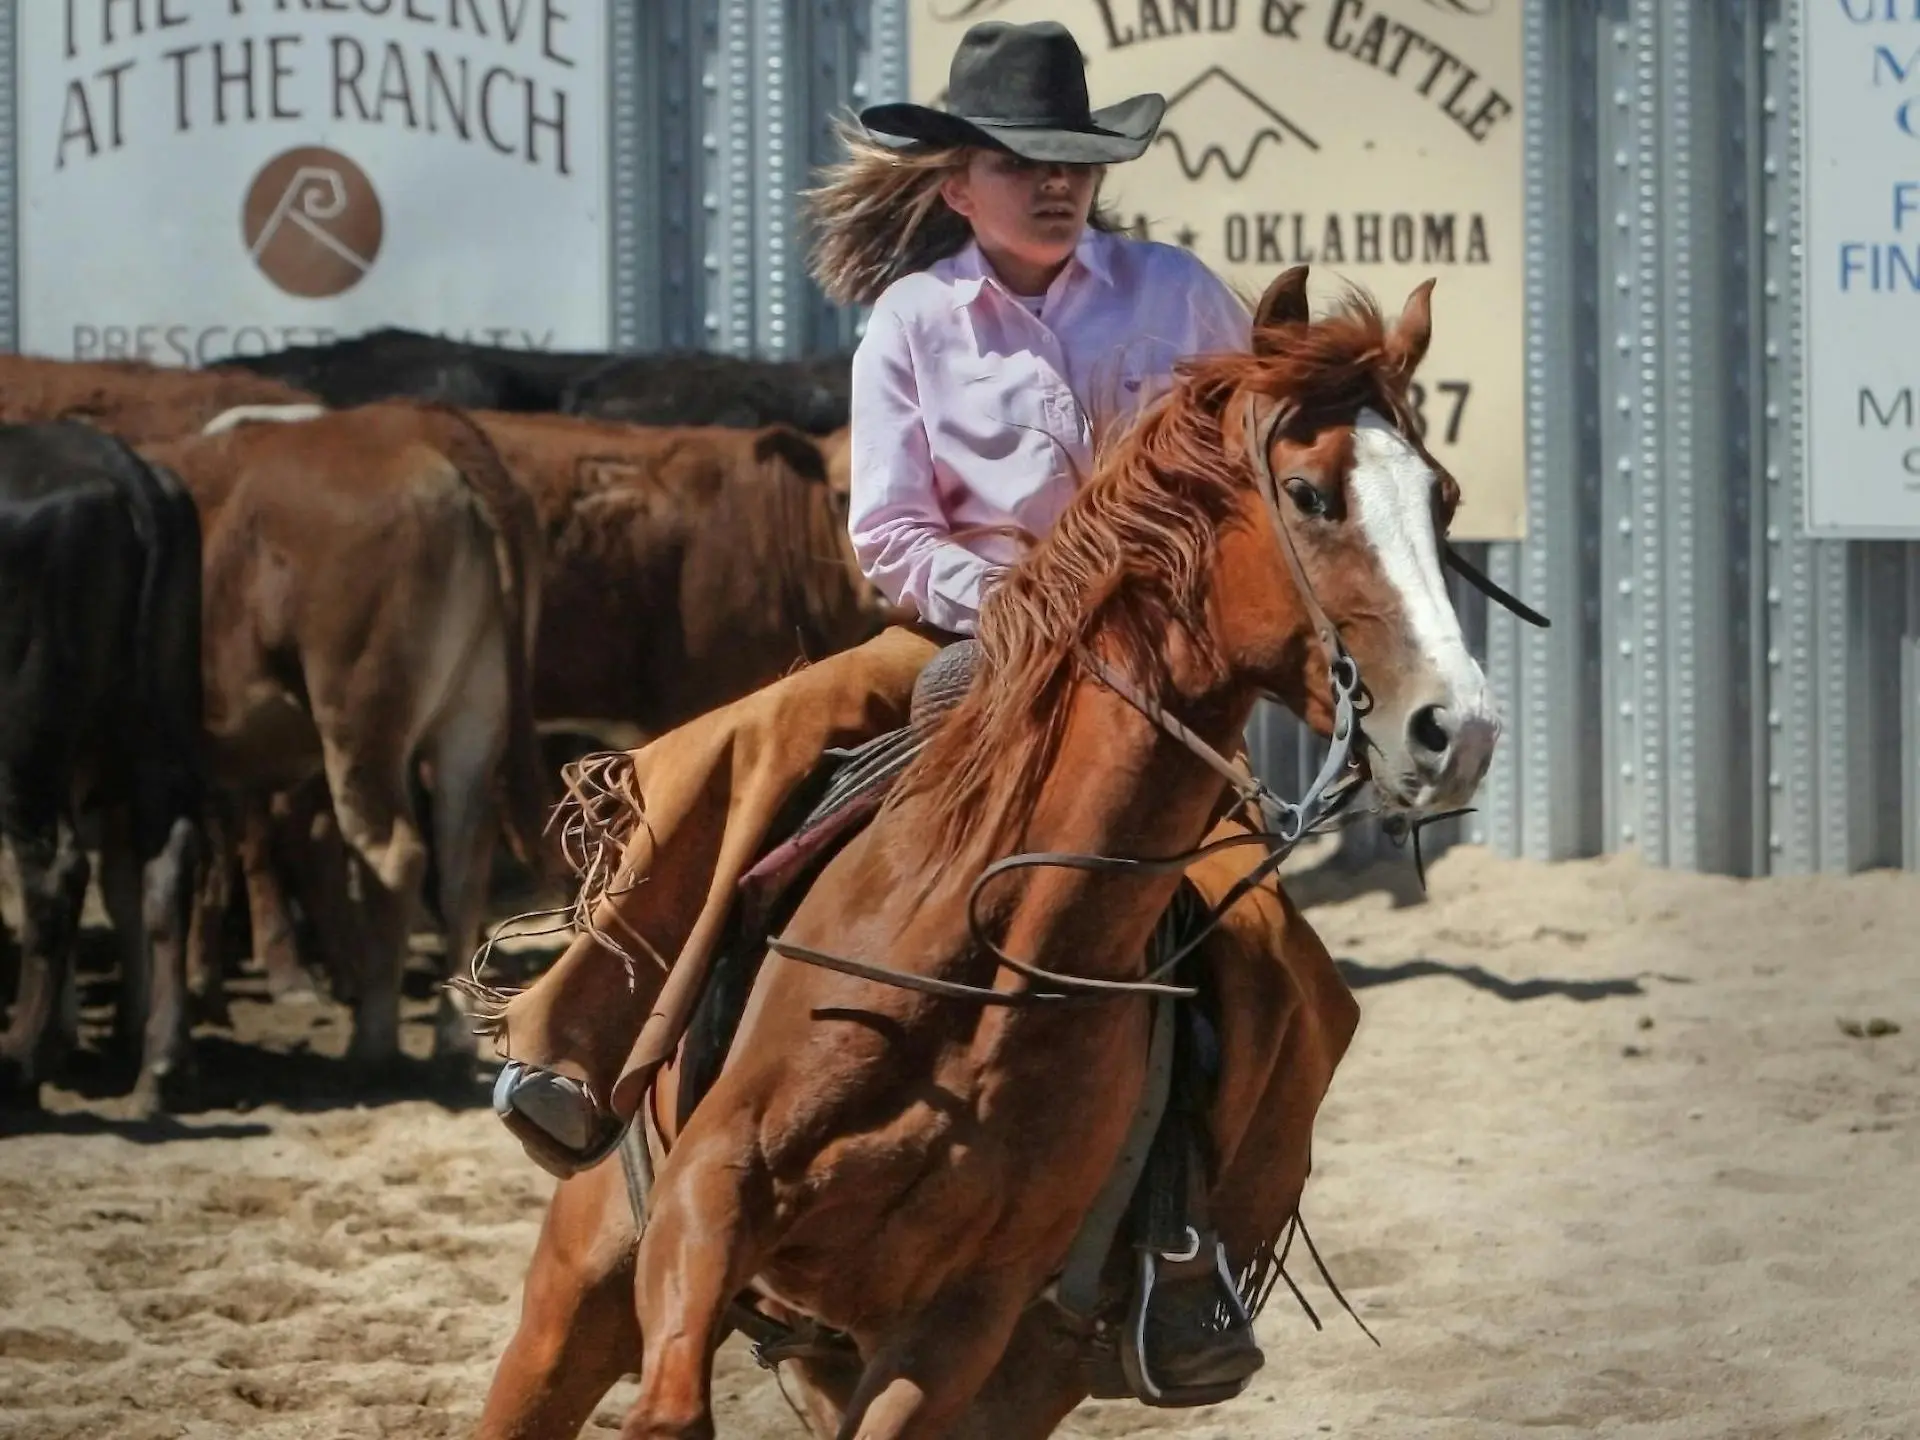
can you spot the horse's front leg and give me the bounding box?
[475,1158,641,1440]
[835,1276,1034,1440]
[620,1118,774,1440]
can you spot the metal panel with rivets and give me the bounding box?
[787,0,1920,879]
[622,0,1920,879]
[1475,0,1920,878]
[8,1,1913,876]
[0,0,14,354]
[1509,0,1604,864]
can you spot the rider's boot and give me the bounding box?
[1117,1039,1264,1405]
[1121,1226,1265,1401]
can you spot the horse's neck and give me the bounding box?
[1001,669,1256,981]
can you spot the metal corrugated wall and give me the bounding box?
[3,1,1907,875]
[610,0,905,358]
[610,0,1919,878]
[1484,0,1920,877]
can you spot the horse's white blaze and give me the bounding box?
[1347,408,1495,720]
[201,402,327,435]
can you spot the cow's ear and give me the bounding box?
[752,425,827,483]
[816,427,853,496]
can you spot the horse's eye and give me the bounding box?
[1285,477,1329,518]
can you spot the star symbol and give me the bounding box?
[1176,226,1198,249]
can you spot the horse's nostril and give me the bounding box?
[1409,704,1452,762]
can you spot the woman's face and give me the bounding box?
[940,150,1100,289]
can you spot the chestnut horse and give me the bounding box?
[477,268,1499,1438]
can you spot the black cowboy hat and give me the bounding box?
[859,20,1164,166]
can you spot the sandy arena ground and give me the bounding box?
[2,842,1916,1439]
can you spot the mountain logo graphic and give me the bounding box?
[1154,66,1320,182]
[242,146,384,299]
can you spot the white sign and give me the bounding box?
[1802,1,1920,536]
[17,0,609,366]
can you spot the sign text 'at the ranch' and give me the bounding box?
[52,0,581,176]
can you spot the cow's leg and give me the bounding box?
[184,801,236,1028]
[285,789,365,1008]
[98,807,148,1074]
[128,761,200,1116]
[317,732,428,1081]
[131,816,199,1115]
[240,791,315,1001]
[0,785,89,1107]
[475,1159,643,1440]
[421,626,512,1084]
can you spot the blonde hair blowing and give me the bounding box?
[801,115,1128,308]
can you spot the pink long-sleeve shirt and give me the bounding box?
[847,228,1253,635]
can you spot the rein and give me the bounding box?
[767,391,1548,1005]
[765,396,1367,1006]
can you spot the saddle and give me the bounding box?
[649,640,1265,1409]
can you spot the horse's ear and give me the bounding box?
[1251,266,1311,351]
[1389,277,1437,381]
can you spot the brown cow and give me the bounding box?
[0,354,320,445]
[140,402,547,1079]
[220,411,891,1021]
[468,411,887,739]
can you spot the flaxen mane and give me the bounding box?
[888,290,1422,868]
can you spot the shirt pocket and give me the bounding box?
[945,353,1055,461]
[1082,345,1166,452]
[1117,340,1177,411]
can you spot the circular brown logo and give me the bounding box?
[241,146,383,298]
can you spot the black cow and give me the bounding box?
[213,327,854,435]
[560,349,853,434]
[213,327,609,411]
[0,422,204,1114]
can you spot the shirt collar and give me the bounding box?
[947,229,1117,311]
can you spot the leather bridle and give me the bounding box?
[766,392,1547,1005]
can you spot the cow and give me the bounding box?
[0,422,203,1115]
[210,327,854,435]
[140,402,549,1082]
[216,412,890,1015]
[212,327,608,412]
[559,350,853,435]
[0,354,319,445]
[468,412,884,738]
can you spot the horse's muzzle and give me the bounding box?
[1401,702,1500,812]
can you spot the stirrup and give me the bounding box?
[1119,1227,1263,1409]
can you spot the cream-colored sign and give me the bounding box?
[907,0,1525,540]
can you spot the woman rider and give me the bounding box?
[485,19,1266,1395]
